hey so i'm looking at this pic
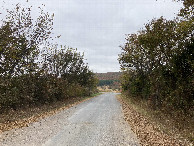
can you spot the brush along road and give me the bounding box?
[0,93,139,146]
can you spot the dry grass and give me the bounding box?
[97,86,120,93]
[117,94,193,146]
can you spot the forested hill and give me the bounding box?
[95,72,122,91]
[95,72,122,80]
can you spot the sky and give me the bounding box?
[0,0,183,73]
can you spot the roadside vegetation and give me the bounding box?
[0,2,98,123]
[118,0,193,143]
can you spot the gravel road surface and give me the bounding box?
[0,92,140,146]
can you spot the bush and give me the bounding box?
[0,3,98,111]
[119,4,194,111]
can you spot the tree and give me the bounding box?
[119,2,194,110]
[0,3,98,110]
[0,3,54,77]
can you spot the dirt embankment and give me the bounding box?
[117,95,192,146]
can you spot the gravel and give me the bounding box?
[0,92,140,146]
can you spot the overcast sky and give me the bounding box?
[0,0,183,73]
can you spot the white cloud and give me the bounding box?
[0,0,183,73]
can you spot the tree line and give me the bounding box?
[119,0,193,111]
[98,80,114,86]
[0,4,98,111]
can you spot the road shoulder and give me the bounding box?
[117,94,192,146]
[0,93,102,134]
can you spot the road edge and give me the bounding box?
[0,92,103,134]
[116,94,192,146]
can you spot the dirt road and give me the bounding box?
[0,93,139,146]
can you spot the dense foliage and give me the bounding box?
[97,79,120,90]
[98,80,114,86]
[119,1,193,111]
[0,4,98,111]
[96,72,122,90]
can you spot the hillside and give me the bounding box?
[95,72,122,80]
[95,72,122,91]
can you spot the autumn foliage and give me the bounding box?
[119,1,193,111]
[0,4,98,111]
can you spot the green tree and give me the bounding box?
[0,2,98,110]
[119,1,194,110]
[0,3,54,77]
